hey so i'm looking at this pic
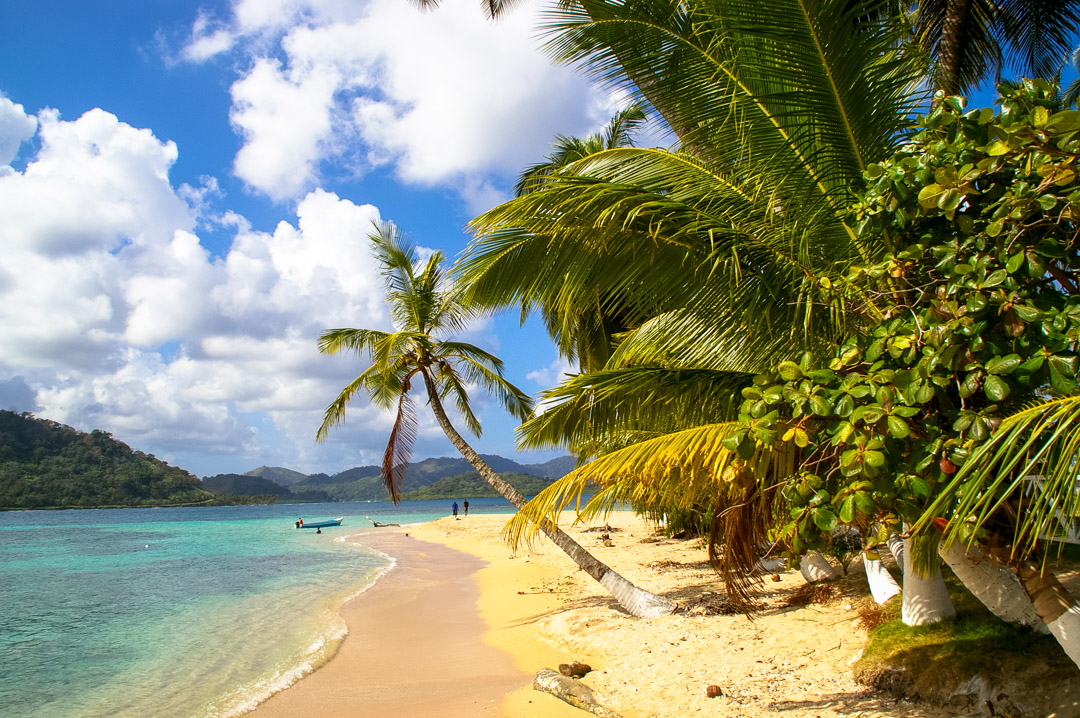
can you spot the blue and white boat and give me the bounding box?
[296,517,343,529]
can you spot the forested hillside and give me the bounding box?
[400,471,555,500]
[0,411,214,509]
[268,454,574,502]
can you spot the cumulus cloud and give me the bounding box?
[0,96,38,170]
[230,58,341,201]
[0,104,487,475]
[184,0,616,204]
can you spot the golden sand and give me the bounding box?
[250,511,954,717]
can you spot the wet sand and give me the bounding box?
[249,531,527,718]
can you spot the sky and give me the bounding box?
[1,2,1070,480]
[0,0,617,477]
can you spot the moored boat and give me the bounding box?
[295,517,344,529]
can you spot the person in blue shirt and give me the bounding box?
[452,501,458,517]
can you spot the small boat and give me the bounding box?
[296,517,344,529]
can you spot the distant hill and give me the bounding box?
[522,455,577,478]
[203,473,294,496]
[0,411,215,509]
[401,471,557,500]
[227,454,574,503]
[245,466,309,487]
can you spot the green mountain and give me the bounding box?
[0,411,215,509]
[523,455,577,479]
[400,471,557,501]
[245,466,309,486]
[235,454,575,503]
[202,473,295,497]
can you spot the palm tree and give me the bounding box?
[456,0,1080,622]
[316,220,676,618]
[513,102,648,373]
[452,0,931,616]
[915,0,1080,96]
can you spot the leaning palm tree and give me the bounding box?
[316,220,675,618]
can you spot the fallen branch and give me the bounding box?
[533,669,622,717]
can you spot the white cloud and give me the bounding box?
[182,11,236,62]
[0,104,474,475]
[0,96,38,169]
[230,58,341,201]
[185,0,616,205]
[527,356,574,387]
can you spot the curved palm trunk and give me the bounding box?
[421,368,676,618]
[1017,561,1080,668]
[939,539,1047,632]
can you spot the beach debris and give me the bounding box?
[559,661,593,678]
[534,669,621,718]
[679,593,738,616]
[770,573,782,582]
[781,582,834,608]
[706,685,723,698]
[583,524,621,533]
[366,516,401,527]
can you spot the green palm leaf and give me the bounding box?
[917,393,1080,559]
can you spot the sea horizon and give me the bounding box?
[0,498,515,718]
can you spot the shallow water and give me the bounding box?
[0,499,513,717]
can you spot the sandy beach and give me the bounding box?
[250,511,954,718]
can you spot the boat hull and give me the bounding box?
[297,518,343,529]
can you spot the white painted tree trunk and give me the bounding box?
[939,540,1047,633]
[1019,564,1080,669]
[886,533,905,573]
[800,550,839,583]
[901,536,956,626]
[863,551,901,604]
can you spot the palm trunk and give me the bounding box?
[938,0,973,97]
[799,550,839,583]
[886,532,905,572]
[901,534,956,626]
[863,551,901,605]
[939,539,1047,632]
[1017,561,1080,668]
[421,368,676,618]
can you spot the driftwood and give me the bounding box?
[534,669,621,718]
[366,516,401,527]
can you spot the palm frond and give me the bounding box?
[507,421,799,608]
[382,382,418,503]
[317,328,392,357]
[917,392,1080,560]
[440,348,535,422]
[433,360,484,437]
[517,367,752,452]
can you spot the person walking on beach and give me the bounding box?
[452,501,458,518]
[463,499,469,516]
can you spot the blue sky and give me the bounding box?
[0,0,619,476]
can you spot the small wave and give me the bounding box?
[214,554,397,717]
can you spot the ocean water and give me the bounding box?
[0,499,514,718]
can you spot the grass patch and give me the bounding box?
[853,567,1078,714]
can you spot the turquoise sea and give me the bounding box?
[0,499,513,718]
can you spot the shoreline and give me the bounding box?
[247,512,956,717]
[248,526,534,717]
